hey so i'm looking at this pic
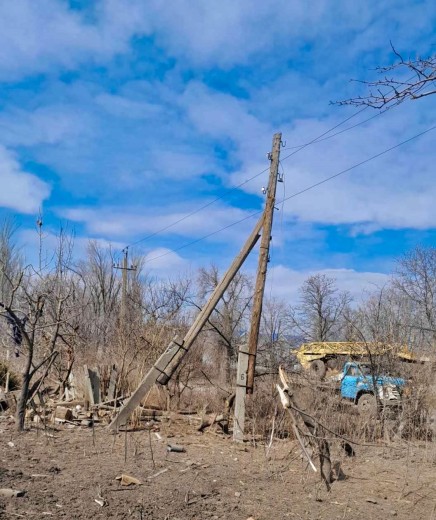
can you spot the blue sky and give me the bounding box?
[0,0,435,303]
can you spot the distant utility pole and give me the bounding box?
[114,248,137,330]
[246,132,282,393]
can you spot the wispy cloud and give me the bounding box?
[59,202,259,244]
[0,145,50,213]
[268,265,390,305]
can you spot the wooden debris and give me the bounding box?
[115,474,142,486]
[198,413,225,432]
[277,366,333,490]
[53,406,73,423]
[147,468,169,480]
[198,394,235,434]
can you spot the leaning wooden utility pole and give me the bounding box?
[233,132,281,442]
[246,132,282,393]
[108,216,264,430]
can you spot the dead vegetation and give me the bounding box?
[0,219,435,518]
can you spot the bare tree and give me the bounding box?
[193,265,253,383]
[258,296,293,370]
[77,241,120,359]
[291,274,351,342]
[0,228,86,430]
[0,219,23,303]
[124,272,190,383]
[393,246,436,347]
[337,45,436,108]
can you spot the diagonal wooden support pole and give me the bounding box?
[108,215,264,430]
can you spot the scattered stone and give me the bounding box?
[115,474,142,486]
[167,444,185,453]
[0,488,25,498]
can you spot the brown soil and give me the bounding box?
[0,415,435,520]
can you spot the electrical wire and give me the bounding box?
[282,105,392,153]
[281,72,419,155]
[278,123,436,205]
[127,165,270,249]
[280,107,367,162]
[124,73,421,251]
[142,123,436,264]
[124,108,373,251]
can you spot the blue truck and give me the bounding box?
[337,361,406,415]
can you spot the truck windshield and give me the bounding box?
[359,365,372,375]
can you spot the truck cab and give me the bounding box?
[339,361,405,415]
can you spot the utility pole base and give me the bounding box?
[233,345,249,442]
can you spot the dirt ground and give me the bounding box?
[1,414,436,520]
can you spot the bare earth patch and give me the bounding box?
[0,415,435,519]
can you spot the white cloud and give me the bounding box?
[0,0,434,81]
[0,145,50,213]
[144,247,188,274]
[0,0,149,80]
[223,93,436,232]
[268,265,389,305]
[181,81,272,161]
[145,149,220,180]
[0,104,91,147]
[60,203,259,243]
[276,104,436,230]
[96,94,163,120]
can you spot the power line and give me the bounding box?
[280,107,367,161]
[143,123,436,264]
[127,165,270,249]
[143,210,262,263]
[124,75,420,251]
[282,72,420,155]
[282,105,392,153]
[125,107,373,251]
[279,123,436,204]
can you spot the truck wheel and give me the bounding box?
[309,360,326,380]
[357,394,377,417]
